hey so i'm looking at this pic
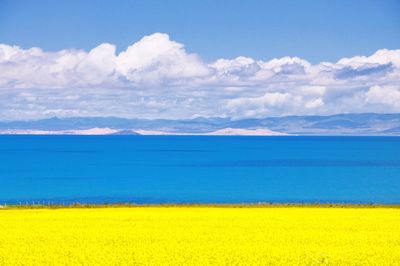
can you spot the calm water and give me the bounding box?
[0,136,399,204]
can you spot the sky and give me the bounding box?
[0,0,399,120]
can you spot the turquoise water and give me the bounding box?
[0,136,399,204]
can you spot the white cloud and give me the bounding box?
[225,92,292,118]
[337,49,400,68]
[0,33,399,120]
[307,86,327,94]
[305,98,324,109]
[364,85,400,111]
[116,33,209,85]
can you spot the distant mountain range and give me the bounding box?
[0,113,400,135]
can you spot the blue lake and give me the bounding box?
[0,135,399,204]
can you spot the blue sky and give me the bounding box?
[0,0,399,120]
[1,0,399,63]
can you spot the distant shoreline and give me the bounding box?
[2,203,400,209]
[0,127,289,136]
[1,113,400,136]
[0,132,400,138]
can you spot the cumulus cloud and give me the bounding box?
[116,33,209,85]
[0,33,399,120]
[364,86,400,111]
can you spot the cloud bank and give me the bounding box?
[0,33,399,120]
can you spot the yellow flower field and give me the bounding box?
[0,207,399,265]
